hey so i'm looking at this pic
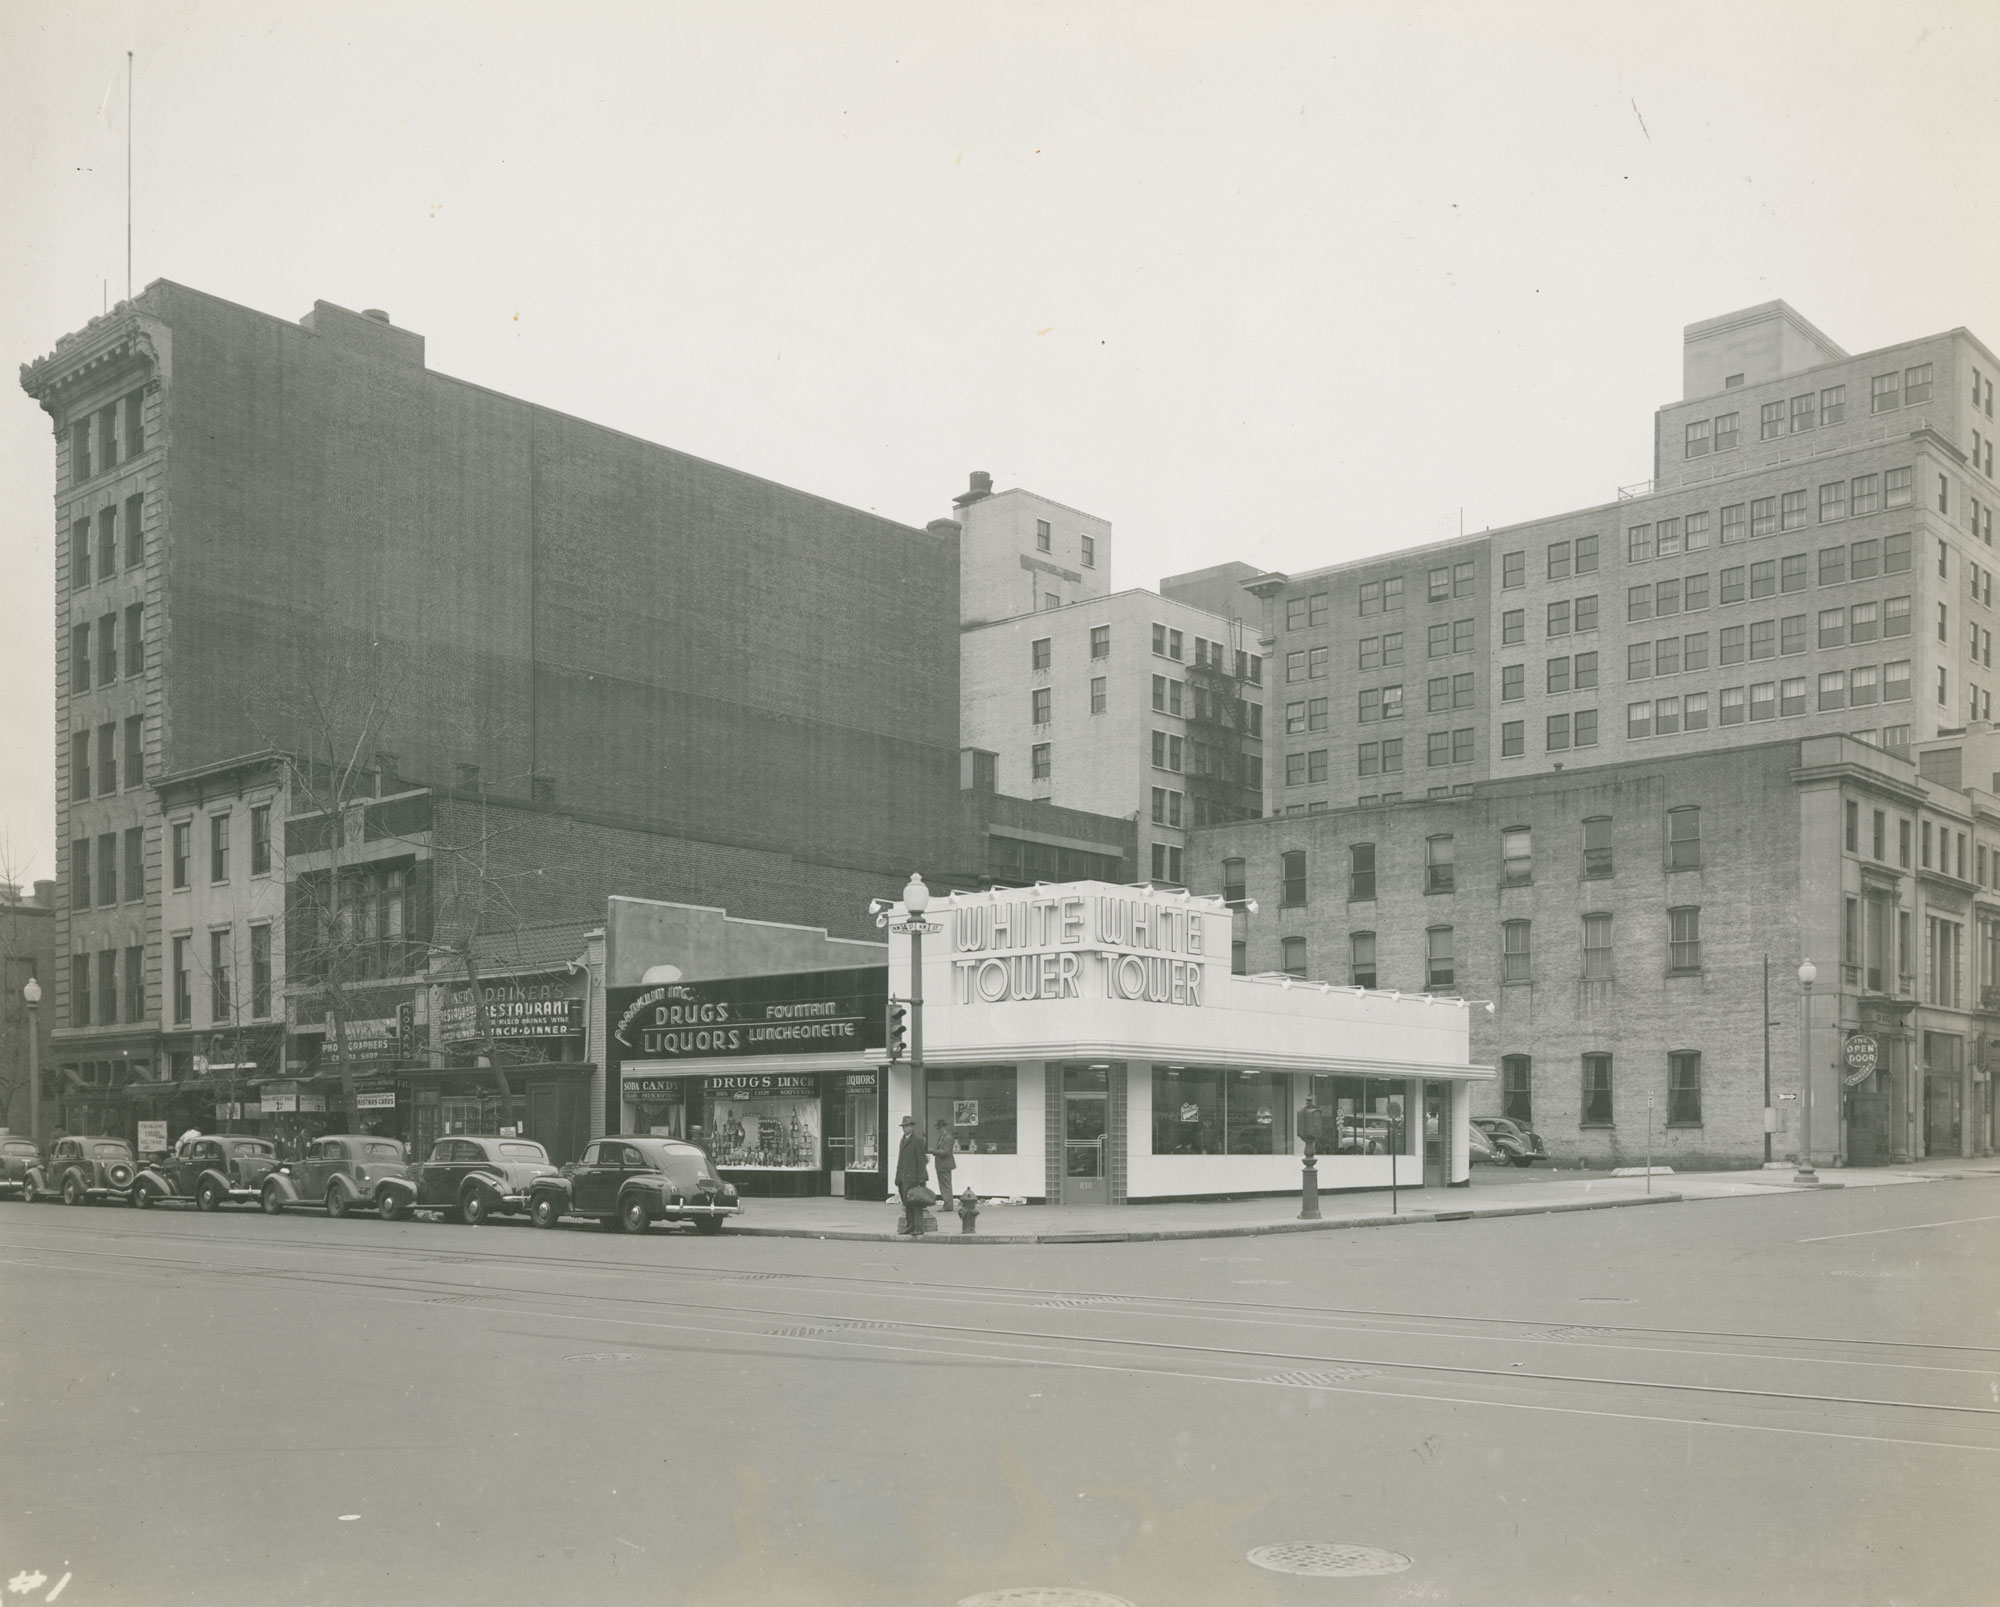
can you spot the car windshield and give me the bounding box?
[361,1142,402,1160]
[92,1143,131,1159]
[499,1142,549,1162]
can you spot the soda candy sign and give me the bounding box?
[1843,1032,1880,1087]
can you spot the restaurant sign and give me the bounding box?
[943,885,1222,1007]
[609,969,886,1062]
[439,971,584,1044]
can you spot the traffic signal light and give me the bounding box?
[887,1001,908,1062]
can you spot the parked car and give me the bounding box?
[528,1136,741,1235]
[1335,1114,1400,1155]
[1467,1123,1506,1165]
[27,1136,137,1205]
[376,1135,559,1224]
[133,1135,282,1210]
[1473,1116,1549,1167]
[260,1134,411,1219]
[1,1136,42,1199]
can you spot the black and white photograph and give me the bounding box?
[3,3,1999,1603]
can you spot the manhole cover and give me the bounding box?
[562,1352,635,1364]
[957,1591,1135,1607]
[1033,1296,1129,1309]
[1261,1368,1379,1387]
[1247,1542,1413,1577]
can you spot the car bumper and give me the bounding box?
[666,1201,741,1218]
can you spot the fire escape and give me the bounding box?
[1183,628,1264,825]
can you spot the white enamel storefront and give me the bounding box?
[885,880,1493,1204]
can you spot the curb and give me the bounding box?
[724,1189,1685,1244]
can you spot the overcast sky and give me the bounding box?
[4,0,1998,876]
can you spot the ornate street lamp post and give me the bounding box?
[22,976,42,1150]
[902,873,929,1131]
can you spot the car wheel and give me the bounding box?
[461,1189,489,1226]
[529,1194,561,1230]
[261,1184,284,1216]
[325,1184,349,1219]
[133,1182,154,1208]
[62,1174,85,1207]
[618,1196,650,1234]
[197,1180,225,1212]
[379,1193,408,1223]
[695,1215,724,1236]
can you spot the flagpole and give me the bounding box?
[126,50,133,300]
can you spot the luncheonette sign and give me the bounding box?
[608,968,886,1061]
[943,887,1220,1007]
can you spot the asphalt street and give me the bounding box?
[2,1179,1996,1607]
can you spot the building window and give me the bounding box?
[1760,401,1785,440]
[1231,941,1246,976]
[1425,926,1454,989]
[1501,720,1524,756]
[123,826,142,902]
[1871,372,1900,413]
[1501,1054,1532,1121]
[98,833,117,907]
[70,417,92,482]
[71,952,91,1027]
[1280,936,1307,979]
[172,935,191,1025]
[1503,551,1524,588]
[1280,849,1307,908]
[1548,601,1570,637]
[124,602,144,679]
[1667,806,1701,870]
[1501,920,1532,983]
[1685,419,1710,458]
[210,814,230,882]
[1031,637,1051,671]
[123,715,143,789]
[1502,610,1523,645]
[1030,687,1051,725]
[1790,393,1817,433]
[1906,363,1933,404]
[97,724,116,795]
[1089,676,1106,714]
[1349,843,1376,901]
[1425,834,1455,894]
[1668,906,1702,973]
[1581,1053,1614,1125]
[1582,911,1613,979]
[209,929,233,1023]
[1150,843,1184,885]
[1885,466,1913,509]
[170,821,189,889]
[1667,1050,1702,1124]
[124,944,144,1023]
[1221,857,1247,903]
[251,924,273,1019]
[1502,827,1532,886]
[1088,625,1110,660]
[1035,518,1051,553]
[1350,932,1377,988]
[1030,743,1050,781]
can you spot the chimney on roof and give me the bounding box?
[33,880,56,908]
[953,471,993,509]
[362,308,391,324]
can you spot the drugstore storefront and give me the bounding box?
[607,967,889,1198]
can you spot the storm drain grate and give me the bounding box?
[1033,1296,1130,1309]
[1261,1367,1380,1388]
[562,1352,636,1365]
[956,1590,1136,1607]
[1246,1542,1413,1578]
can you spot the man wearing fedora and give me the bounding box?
[894,1114,933,1236]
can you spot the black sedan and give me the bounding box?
[529,1137,740,1235]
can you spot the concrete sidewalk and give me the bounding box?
[723,1154,2000,1244]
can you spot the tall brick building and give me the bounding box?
[17,282,985,1117]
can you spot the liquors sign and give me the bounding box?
[608,968,887,1062]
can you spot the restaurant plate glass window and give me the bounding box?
[1151,1066,1295,1154]
[924,1066,1018,1155]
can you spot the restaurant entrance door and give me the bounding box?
[1061,1063,1109,1205]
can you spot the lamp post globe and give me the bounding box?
[1795,958,1817,1185]
[903,873,929,916]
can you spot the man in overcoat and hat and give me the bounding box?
[895,1115,932,1236]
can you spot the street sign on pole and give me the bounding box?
[887,920,942,935]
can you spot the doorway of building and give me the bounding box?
[1422,1083,1447,1186]
[1061,1063,1109,1205]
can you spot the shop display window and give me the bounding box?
[1153,1065,1293,1153]
[925,1066,1018,1154]
[1224,1070,1294,1154]
[708,1089,819,1169]
[440,1094,526,1136]
[1307,1074,1413,1153]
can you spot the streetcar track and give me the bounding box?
[9,1211,1994,1361]
[6,1242,1996,1424]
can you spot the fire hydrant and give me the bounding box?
[956,1187,981,1233]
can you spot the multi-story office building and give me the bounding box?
[1249,301,1997,813]
[952,475,1266,883]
